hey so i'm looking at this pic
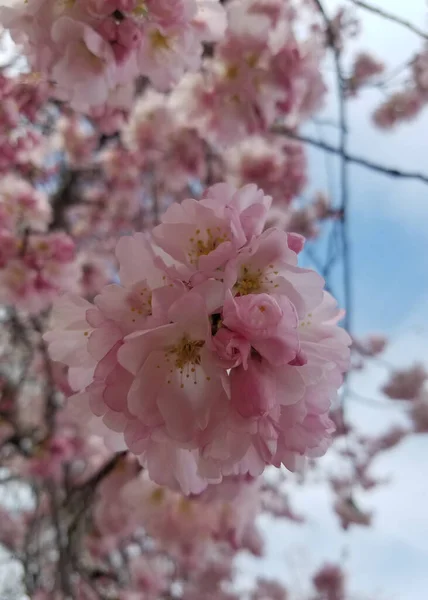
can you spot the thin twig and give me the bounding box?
[273,126,428,185]
[347,0,428,40]
[313,0,352,334]
[313,0,354,424]
[349,391,406,410]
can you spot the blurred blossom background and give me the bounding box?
[0,0,427,599]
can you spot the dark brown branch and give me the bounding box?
[31,317,58,434]
[74,451,128,496]
[67,452,128,532]
[273,126,428,185]
[23,484,42,595]
[49,170,79,232]
[347,0,428,40]
[48,481,73,598]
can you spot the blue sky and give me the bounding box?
[239,2,428,598]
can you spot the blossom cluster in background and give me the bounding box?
[0,0,427,597]
[0,0,227,110]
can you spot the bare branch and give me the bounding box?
[347,0,428,40]
[74,451,128,496]
[48,481,74,598]
[313,0,352,339]
[67,452,129,534]
[273,126,428,185]
[349,391,410,410]
[31,317,58,435]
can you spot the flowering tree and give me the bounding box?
[0,0,427,598]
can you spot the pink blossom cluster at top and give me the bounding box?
[122,88,308,208]
[45,182,351,493]
[122,89,208,196]
[0,0,227,111]
[171,0,326,145]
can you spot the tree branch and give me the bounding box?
[48,481,73,598]
[347,0,428,40]
[67,452,129,533]
[273,126,428,185]
[313,0,352,338]
[74,451,128,496]
[31,317,58,435]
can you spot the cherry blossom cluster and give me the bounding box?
[346,52,384,97]
[0,171,78,313]
[45,182,351,493]
[123,89,208,196]
[93,461,262,559]
[372,45,428,129]
[224,135,307,205]
[0,362,276,599]
[0,230,78,314]
[122,89,308,208]
[171,0,326,145]
[0,0,226,111]
[0,74,50,176]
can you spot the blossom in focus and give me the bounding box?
[44,182,351,492]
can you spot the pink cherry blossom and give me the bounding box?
[382,364,427,401]
[44,183,350,493]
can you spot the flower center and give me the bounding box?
[234,264,280,296]
[133,1,148,17]
[234,265,263,295]
[187,227,229,265]
[225,64,239,80]
[168,336,204,370]
[127,286,152,322]
[150,30,170,50]
[150,488,165,505]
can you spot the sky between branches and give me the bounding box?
[240,2,428,598]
